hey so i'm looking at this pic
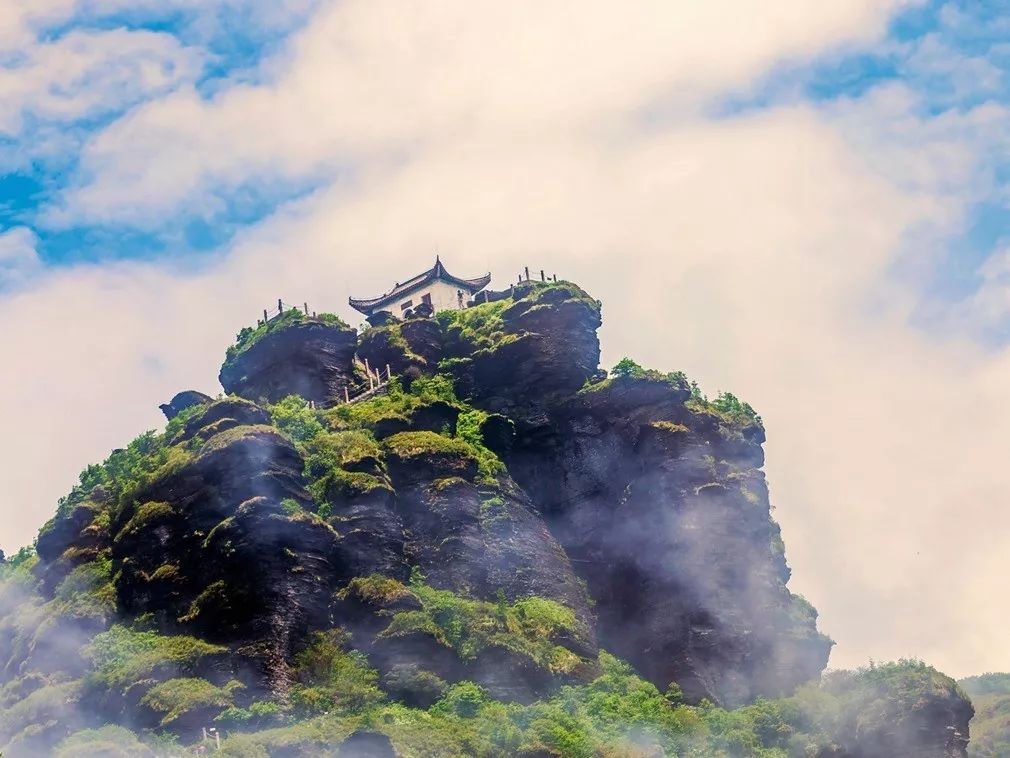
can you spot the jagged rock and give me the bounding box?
[443,284,602,426]
[504,376,829,706]
[219,319,357,406]
[358,318,445,379]
[479,413,515,455]
[158,390,213,420]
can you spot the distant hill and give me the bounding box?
[962,674,1010,757]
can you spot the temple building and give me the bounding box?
[349,257,491,325]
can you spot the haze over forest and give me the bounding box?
[2,0,1010,699]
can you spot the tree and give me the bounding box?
[611,357,645,379]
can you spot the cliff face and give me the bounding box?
[401,281,828,705]
[0,278,971,756]
[219,311,358,405]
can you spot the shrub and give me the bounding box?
[431,681,488,719]
[140,677,235,726]
[345,573,588,674]
[455,411,506,483]
[611,357,646,379]
[54,725,154,757]
[215,700,285,729]
[711,391,763,427]
[85,625,225,689]
[384,431,476,460]
[270,395,326,443]
[290,629,384,716]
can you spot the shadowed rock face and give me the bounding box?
[443,284,603,426]
[30,391,596,706]
[504,383,831,706]
[159,390,213,421]
[219,320,358,406]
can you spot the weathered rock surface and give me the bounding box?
[159,390,213,420]
[506,379,830,706]
[220,319,358,406]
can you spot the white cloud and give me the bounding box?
[0,29,202,137]
[54,0,909,224]
[6,0,1010,682]
[0,228,43,288]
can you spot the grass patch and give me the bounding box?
[290,630,384,717]
[140,677,237,727]
[85,625,225,690]
[341,573,587,675]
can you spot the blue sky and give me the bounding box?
[0,0,322,266]
[4,1,1010,677]
[5,0,1010,323]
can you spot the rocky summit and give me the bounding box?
[0,278,972,756]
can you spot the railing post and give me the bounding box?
[386,364,391,380]
[278,298,282,313]
[304,302,309,315]
[345,387,350,403]
[540,269,545,281]
[263,309,268,323]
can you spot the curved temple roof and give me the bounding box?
[348,258,491,314]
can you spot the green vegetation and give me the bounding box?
[55,725,157,757]
[115,501,175,542]
[202,654,964,757]
[226,308,348,363]
[43,429,194,539]
[340,573,589,675]
[455,410,506,482]
[216,699,286,730]
[583,357,690,394]
[51,558,116,619]
[140,677,237,726]
[709,392,763,427]
[587,357,764,429]
[325,374,456,430]
[290,630,384,716]
[435,281,600,370]
[384,430,478,463]
[436,298,514,353]
[358,322,427,365]
[961,673,1010,757]
[270,394,326,443]
[962,673,1010,698]
[282,375,508,510]
[85,625,225,689]
[0,562,969,758]
[301,430,391,506]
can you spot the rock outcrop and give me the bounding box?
[0,277,971,756]
[158,390,213,421]
[219,312,358,406]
